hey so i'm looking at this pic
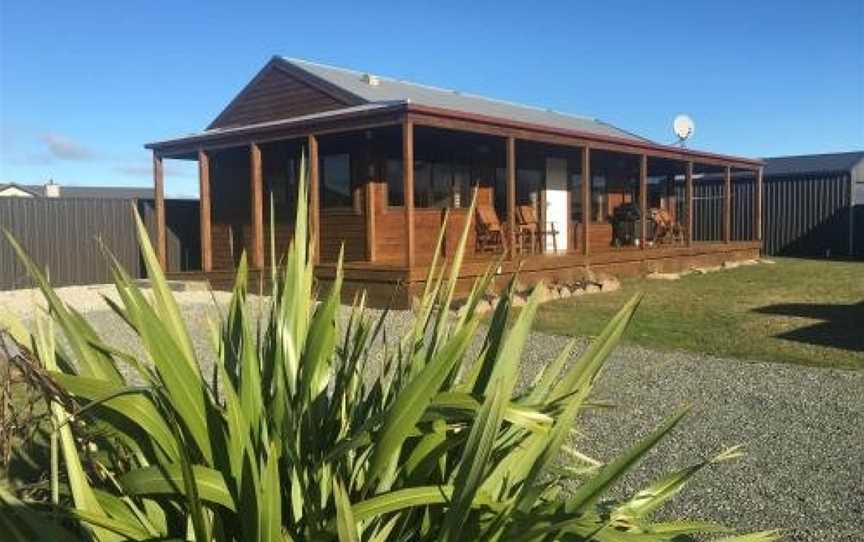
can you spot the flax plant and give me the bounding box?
[0,158,778,541]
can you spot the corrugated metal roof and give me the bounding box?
[7,184,155,199]
[282,57,649,142]
[763,151,864,176]
[200,103,397,135]
[0,183,42,197]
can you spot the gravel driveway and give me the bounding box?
[3,286,862,541]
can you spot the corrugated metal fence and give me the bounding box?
[0,198,199,290]
[674,177,756,243]
[672,173,859,257]
[763,174,853,257]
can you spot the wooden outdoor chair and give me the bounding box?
[517,205,559,254]
[475,205,507,254]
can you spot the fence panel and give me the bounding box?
[0,198,199,290]
[0,198,141,290]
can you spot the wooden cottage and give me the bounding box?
[146,57,763,306]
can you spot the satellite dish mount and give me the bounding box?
[673,114,695,147]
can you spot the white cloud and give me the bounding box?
[37,133,95,161]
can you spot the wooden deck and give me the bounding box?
[166,241,761,308]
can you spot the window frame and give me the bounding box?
[320,153,354,210]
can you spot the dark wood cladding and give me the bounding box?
[210,66,352,129]
[320,210,366,262]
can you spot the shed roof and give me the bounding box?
[281,57,648,143]
[3,183,155,199]
[763,151,864,176]
[0,183,42,197]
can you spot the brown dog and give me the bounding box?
[648,208,683,244]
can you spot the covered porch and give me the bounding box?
[147,102,763,306]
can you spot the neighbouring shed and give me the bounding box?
[761,151,863,257]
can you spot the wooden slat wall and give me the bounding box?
[211,151,252,269]
[371,177,484,264]
[211,67,348,129]
[320,210,366,262]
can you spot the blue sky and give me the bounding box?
[1,1,862,197]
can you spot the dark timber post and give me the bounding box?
[308,134,320,264]
[153,151,167,270]
[685,161,694,246]
[198,149,212,272]
[639,154,648,250]
[250,142,264,268]
[723,165,732,243]
[402,119,415,269]
[755,166,763,242]
[581,146,590,256]
[506,136,517,258]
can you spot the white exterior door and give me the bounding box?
[544,157,568,253]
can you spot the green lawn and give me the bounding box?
[534,258,864,369]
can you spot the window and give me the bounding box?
[429,163,452,208]
[388,158,472,208]
[452,164,471,208]
[647,177,663,209]
[413,161,432,207]
[517,169,542,206]
[591,175,607,223]
[494,168,507,216]
[386,159,404,206]
[321,154,352,208]
[569,173,582,222]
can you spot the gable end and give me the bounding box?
[208,59,366,130]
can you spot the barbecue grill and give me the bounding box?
[611,203,641,246]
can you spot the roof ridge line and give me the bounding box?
[282,56,603,124]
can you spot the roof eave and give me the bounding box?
[147,101,762,168]
[404,103,763,168]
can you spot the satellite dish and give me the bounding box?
[673,114,695,145]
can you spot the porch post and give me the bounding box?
[308,134,320,264]
[685,161,694,246]
[723,165,732,243]
[506,136,517,258]
[198,149,212,272]
[364,136,376,263]
[581,146,590,256]
[250,142,264,268]
[639,154,648,250]
[755,166,763,242]
[402,119,415,269]
[152,151,167,270]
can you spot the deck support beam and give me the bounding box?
[308,134,320,264]
[723,165,732,243]
[506,136,516,257]
[639,154,648,250]
[755,166,763,243]
[685,161,694,246]
[402,120,415,269]
[198,149,212,272]
[152,151,167,270]
[250,142,264,268]
[581,146,590,256]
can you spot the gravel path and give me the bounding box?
[3,287,862,541]
[517,333,863,542]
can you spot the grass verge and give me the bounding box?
[533,258,864,369]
